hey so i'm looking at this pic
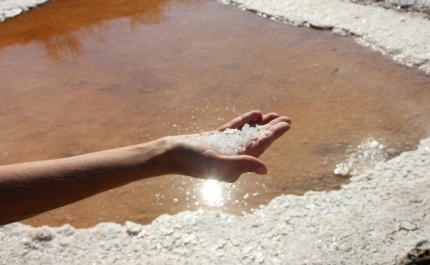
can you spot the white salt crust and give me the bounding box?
[334,138,387,176]
[0,0,49,22]
[221,0,430,74]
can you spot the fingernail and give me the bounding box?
[254,165,267,175]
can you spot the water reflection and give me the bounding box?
[43,33,84,60]
[0,0,198,59]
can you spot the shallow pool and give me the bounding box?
[1,0,429,227]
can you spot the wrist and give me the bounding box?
[153,135,197,177]
[133,136,178,177]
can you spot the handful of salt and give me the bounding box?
[196,123,268,155]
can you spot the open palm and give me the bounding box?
[170,110,291,182]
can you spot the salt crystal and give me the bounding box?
[196,123,268,155]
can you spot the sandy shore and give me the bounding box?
[1,0,430,264]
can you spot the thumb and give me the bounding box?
[220,155,268,175]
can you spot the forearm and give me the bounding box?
[0,138,172,224]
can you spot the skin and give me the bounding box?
[0,110,291,225]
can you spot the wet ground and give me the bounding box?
[1,0,430,228]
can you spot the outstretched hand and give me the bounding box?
[168,110,291,182]
[0,110,290,224]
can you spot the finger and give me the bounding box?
[213,155,268,183]
[259,121,291,151]
[244,121,290,157]
[249,112,280,127]
[217,110,263,131]
[264,116,292,129]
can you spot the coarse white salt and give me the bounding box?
[195,123,268,155]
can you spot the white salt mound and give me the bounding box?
[196,123,268,155]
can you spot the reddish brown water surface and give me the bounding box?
[1,0,430,228]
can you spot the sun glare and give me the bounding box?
[200,179,224,207]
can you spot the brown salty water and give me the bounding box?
[1,0,430,228]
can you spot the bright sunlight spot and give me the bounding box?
[200,179,224,207]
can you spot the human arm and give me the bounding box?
[0,110,290,225]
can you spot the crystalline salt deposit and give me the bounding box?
[196,123,268,156]
[334,138,387,176]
